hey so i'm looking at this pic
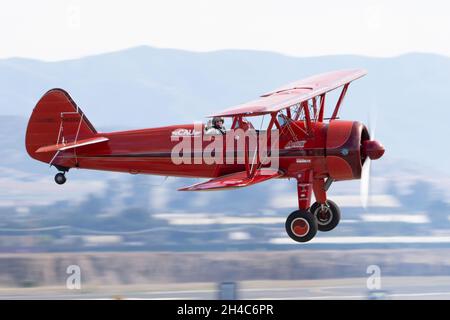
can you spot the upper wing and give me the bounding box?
[210,69,367,117]
[178,168,283,191]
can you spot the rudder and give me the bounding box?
[25,89,97,164]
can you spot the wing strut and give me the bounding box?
[331,83,350,120]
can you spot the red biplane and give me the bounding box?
[25,69,384,243]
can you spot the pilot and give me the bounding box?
[205,117,226,135]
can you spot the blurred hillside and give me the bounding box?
[2,249,450,288]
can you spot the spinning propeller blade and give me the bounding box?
[360,105,377,209]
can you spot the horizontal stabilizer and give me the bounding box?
[36,137,109,153]
[179,168,282,191]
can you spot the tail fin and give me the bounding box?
[25,89,97,164]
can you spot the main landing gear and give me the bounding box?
[285,210,318,243]
[284,201,341,243]
[310,200,341,232]
[284,172,341,243]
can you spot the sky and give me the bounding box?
[1,0,450,61]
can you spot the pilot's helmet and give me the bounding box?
[212,117,224,126]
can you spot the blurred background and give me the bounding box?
[1,0,450,299]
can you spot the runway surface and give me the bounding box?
[1,276,450,300]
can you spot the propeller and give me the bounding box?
[360,148,372,209]
[360,106,379,209]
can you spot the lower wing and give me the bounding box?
[178,168,283,191]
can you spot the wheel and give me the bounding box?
[285,210,318,243]
[54,172,67,185]
[310,200,341,232]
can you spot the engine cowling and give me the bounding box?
[325,120,369,180]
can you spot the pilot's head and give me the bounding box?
[212,117,224,128]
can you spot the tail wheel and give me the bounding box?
[54,172,67,185]
[285,210,318,243]
[310,200,340,232]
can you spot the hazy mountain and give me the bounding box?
[0,46,449,173]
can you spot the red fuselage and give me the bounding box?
[31,120,370,182]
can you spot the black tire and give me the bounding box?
[54,173,67,185]
[285,210,318,243]
[310,200,340,232]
